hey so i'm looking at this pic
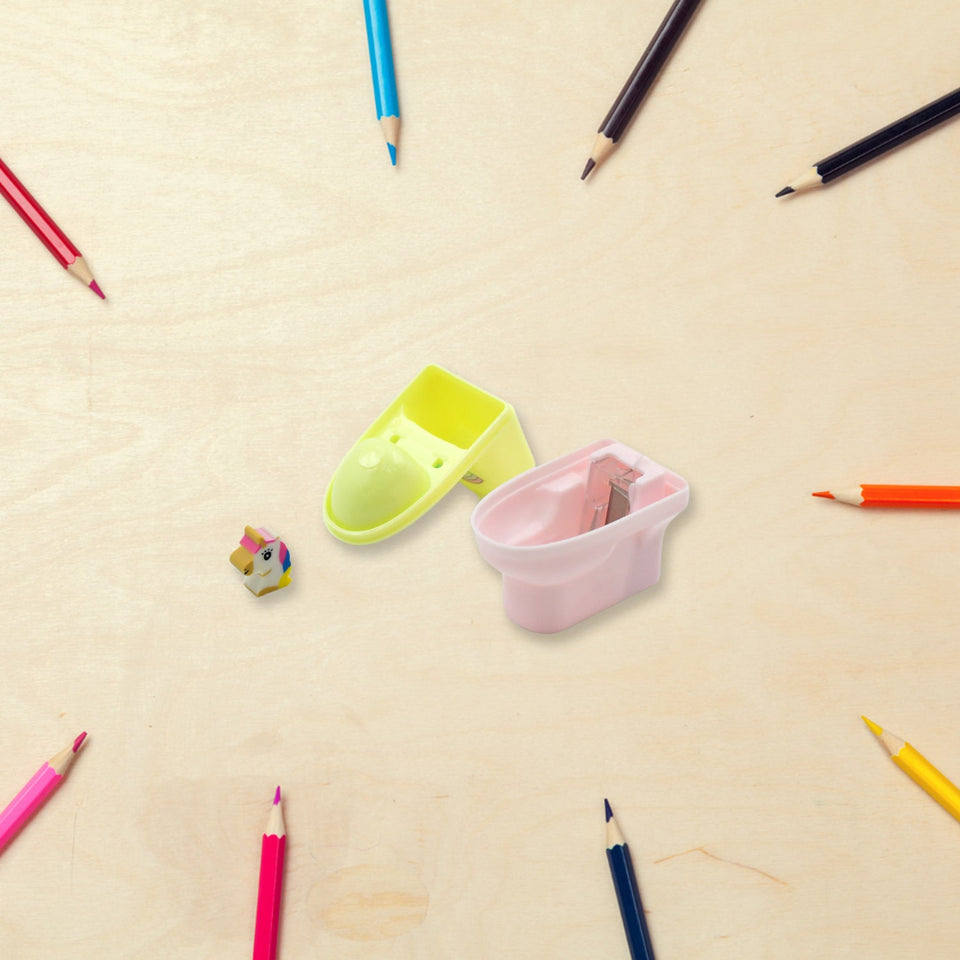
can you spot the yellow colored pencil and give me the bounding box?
[862,716,960,822]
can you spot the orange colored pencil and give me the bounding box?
[813,485,960,508]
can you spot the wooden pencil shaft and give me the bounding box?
[598,0,703,142]
[894,745,960,822]
[253,833,285,960]
[607,844,656,960]
[817,86,960,183]
[862,485,960,507]
[363,0,398,120]
[0,156,79,266]
[0,767,59,853]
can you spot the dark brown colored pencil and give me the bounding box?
[581,0,705,180]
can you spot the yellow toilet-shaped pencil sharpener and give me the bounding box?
[323,365,535,544]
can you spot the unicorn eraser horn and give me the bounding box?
[230,526,292,597]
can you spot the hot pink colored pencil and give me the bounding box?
[0,731,88,854]
[0,155,104,299]
[253,786,286,960]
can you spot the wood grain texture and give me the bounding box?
[0,1,959,957]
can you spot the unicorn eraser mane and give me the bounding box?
[230,526,292,597]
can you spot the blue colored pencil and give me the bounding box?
[362,0,400,165]
[605,799,656,960]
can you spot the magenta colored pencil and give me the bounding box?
[0,155,105,298]
[253,786,286,960]
[0,732,87,854]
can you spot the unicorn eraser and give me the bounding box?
[471,440,688,633]
[230,526,292,597]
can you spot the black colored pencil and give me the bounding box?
[581,0,705,180]
[776,85,960,196]
[605,799,656,960]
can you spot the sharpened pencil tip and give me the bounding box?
[811,490,835,500]
[387,143,397,166]
[604,798,613,821]
[274,785,281,805]
[862,716,883,737]
[775,186,794,198]
[89,280,106,299]
[73,731,88,753]
[580,158,596,181]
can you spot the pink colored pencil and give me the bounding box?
[0,731,88,854]
[0,155,104,299]
[253,786,286,960]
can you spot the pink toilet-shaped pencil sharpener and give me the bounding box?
[471,440,689,633]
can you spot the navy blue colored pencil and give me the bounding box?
[605,799,656,960]
[362,0,400,165]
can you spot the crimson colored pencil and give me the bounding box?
[0,732,87,854]
[813,485,960,508]
[252,786,286,960]
[0,154,104,298]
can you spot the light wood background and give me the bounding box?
[1,1,959,957]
